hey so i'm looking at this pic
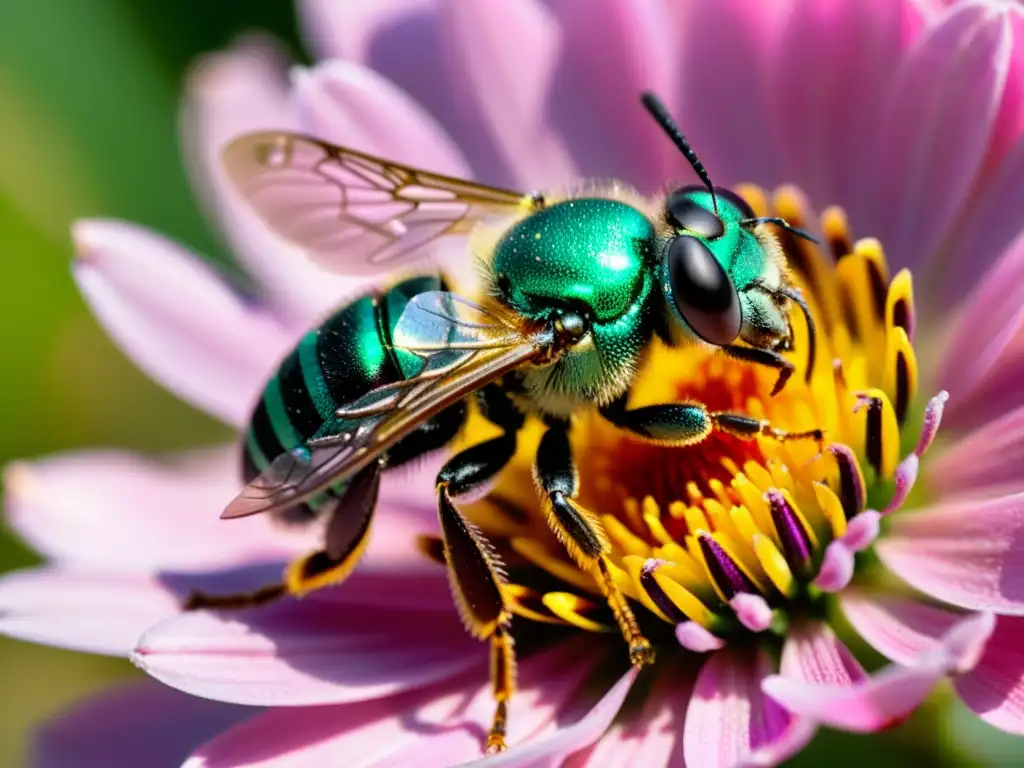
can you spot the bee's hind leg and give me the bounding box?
[184,460,383,612]
[533,420,656,669]
[434,385,524,754]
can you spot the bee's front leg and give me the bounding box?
[533,421,656,669]
[600,397,824,449]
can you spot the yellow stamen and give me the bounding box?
[502,584,569,626]
[754,534,797,598]
[814,482,848,539]
[541,593,612,632]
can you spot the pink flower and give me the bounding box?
[7,1,1024,766]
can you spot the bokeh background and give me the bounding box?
[0,1,1019,765]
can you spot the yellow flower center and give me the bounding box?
[426,184,921,646]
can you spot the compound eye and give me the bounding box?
[666,235,741,346]
[667,188,724,239]
[714,187,756,219]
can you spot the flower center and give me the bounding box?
[426,184,922,651]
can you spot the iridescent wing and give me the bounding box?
[222,132,530,275]
[221,292,552,519]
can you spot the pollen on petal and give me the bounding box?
[915,390,949,457]
[883,454,919,516]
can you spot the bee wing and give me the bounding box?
[222,132,529,275]
[221,292,551,519]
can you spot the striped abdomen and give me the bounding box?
[242,275,441,520]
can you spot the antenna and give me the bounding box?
[739,217,820,245]
[640,91,717,214]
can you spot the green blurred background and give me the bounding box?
[0,0,1019,765]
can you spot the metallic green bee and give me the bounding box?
[189,92,820,753]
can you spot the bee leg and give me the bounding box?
[720,344,796,396]
[182,583,286,611]
[534,421,656,669]
[601,398,824,449]
[184,461,382,612]
[711,412,825,448]
[435,393,522,754]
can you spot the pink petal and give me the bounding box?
[843,511,882,551]
[298,0,430,62]
[289,59,477,284]
[955,615,1024,734]
[937,234,1024,425]
[884,454,919,515]
[940,345,1024,436]
[731,593,774,632]
[32,679,251,768]
[764,612,996,732]
[182,639,613,767]
[437,0,576,189]
[780,620,867,685]
[871,2,1015,274]
[676,621,727,653]
[3,448,313,571]
[840,591,1024,732]
[763,664,938,733]
[459,668,637,768]
[773,0,926,227]
[840,589,979,665]
[876,493,1024,613]
[811,541,855,592]
[562,666,688,768]
[132,570,478,706]
[926,403,1024,498]
[914,390,949,457]
[736,717,818,768]
[544,0,677,193]
[72,219,293,427]
[0,567,181,656]
[937,9,1024,301]
[942,136,1024,306]
[300,0,513,187]
[683,646,800,768]
[673,0,793,188]
[291,59,468,177]
[181,36,360,328]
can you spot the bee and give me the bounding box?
[187,92,821,753]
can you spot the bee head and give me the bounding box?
[641,92,817,380]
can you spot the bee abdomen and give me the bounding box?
[241,275,444,520]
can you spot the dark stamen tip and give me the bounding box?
[765,489,813,569]
[828,444,866,520]
[861,396,884,477]
[698,532,757,599]
[639,558,687,623]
